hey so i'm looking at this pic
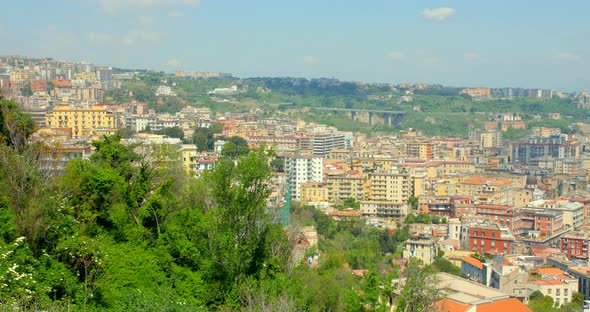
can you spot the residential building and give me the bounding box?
[509,135,580,164]
[561,231,590,260]
[297,132,346,156]
[402,237,436,265]
[285,154,324,200]
[528,268,578,306]
[360,201,409,219]
[299,182,329,205]
[569,267,590,299]
[469,223,515,254]
[461,256,485,283]
[180,144,198,176]
[404,140,439,159]
[45,104,119,138]
[460,87,491,98]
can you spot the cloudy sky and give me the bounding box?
[1,0,589,91]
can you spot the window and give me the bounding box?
[556,289,560,296]
[548,288,552,294]
[564,289,568,296]
[492,232,496,238]
[474,231,478,236]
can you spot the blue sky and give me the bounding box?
[1,0,589,91]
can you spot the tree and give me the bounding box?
[405,213,416,224]
[203,148,290,303]
[192,127,214,151]
[270,157,284,173]
[395,261,439,312]
[0,99,37,152]
[221,136,250,158]
[407,196,418,211]
[154,126,184,140]
[211,122,223,134]
[528,292,557,312]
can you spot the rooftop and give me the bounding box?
[462,256,484,270]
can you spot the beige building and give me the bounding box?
[402,237,436,265]
[480,130,502,148]
[361,201,409,219]
[528,268,578,306]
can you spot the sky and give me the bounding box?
[1,0,589,91]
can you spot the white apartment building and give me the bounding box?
[285,155,324,200]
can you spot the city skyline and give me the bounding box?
[1,0,589,91]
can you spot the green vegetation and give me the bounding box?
[221,136,250,158]
[104,73,590,137]
[192,127,215,151]
[528,290,584,312]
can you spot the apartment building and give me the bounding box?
[45,104,119,138]
[285,155,324,200]
[528,268,578,306]
[469,223,515,254]
[180,144,198,176]
[403,140,439,159]
[561,231,590,260]
[402,237,437,265]
[297,132,346,156]
[509,135,580,164]
[299,182,329,205]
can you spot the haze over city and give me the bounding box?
[2,0,589,91]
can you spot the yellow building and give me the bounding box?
[180,144,198,176]
[45,105,118,138]
[300,182,329,204]
[9,71,30,81]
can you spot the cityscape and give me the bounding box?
[2,1,590,311]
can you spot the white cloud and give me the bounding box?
[385,51,407,61]
[303,56,320,65]
[166,58,181,67]
[421,7,456,22]
[122,30,166,45]
[464,52,487,63]
[552,52,581,61]
[98,0,201,16]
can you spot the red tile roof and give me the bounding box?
[477,298,532,312]
[434,299,470,312]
